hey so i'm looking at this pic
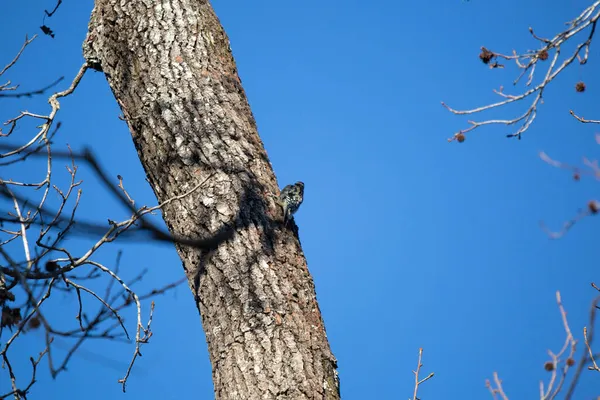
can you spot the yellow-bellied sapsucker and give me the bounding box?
[279,181,304,225]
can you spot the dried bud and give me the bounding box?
[575,81,586,92]
[479,48,494,64]
[456,133,466,143]
[538,50,549,61]
[544,361,555,371]
[573,173,580,181]
[588,200,599,214]
[566,358,575,367]
[28,316,42,330]
[45,260,59,272]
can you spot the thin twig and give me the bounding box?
[0,35,37,77]
[564,296,600,399]
[411,347,434,400]
[570,110,600,124]
[583,327,600,372]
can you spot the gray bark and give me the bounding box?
[83,1,340,399]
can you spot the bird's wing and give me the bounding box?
[280,185,292,198]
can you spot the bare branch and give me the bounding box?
[564,295,600,399]
[542,291,577,400]
[486,292,585,400]
[0,51,193,393]
[117,175,135,207]
[65,278,130,340]
[537,147,600,238]
[583,327,600,372]
[0,76,65,99]
[118,301,155,392]
[410,347,434,400]
[570,110,600,124]
[443,1,600,141]
[0,345,50,399]
[486,372,509,400]
[0,35,36,78]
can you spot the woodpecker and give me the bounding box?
[279,181,304,226]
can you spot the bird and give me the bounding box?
[279,181,304,226]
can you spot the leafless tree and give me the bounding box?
[1,1,339,399]
[444,2,600,399]
[443,1,599,142]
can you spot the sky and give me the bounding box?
[1,0,599,398]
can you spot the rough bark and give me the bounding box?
[83,1,339,399]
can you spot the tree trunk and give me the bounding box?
[83,1,340,399]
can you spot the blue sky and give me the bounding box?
[1,0,599,398]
